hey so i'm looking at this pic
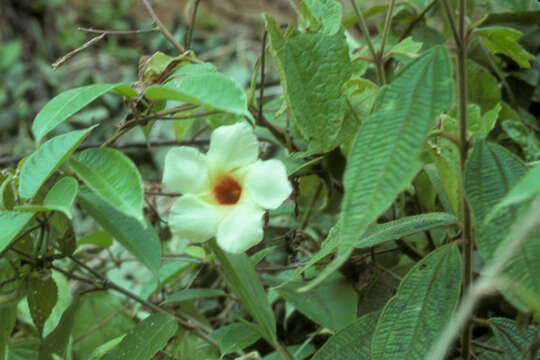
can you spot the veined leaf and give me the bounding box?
[468,61,501,111]
[210,241,276,345]
[210,322,261,357]
[70,148,144,222]
[163,289,226,304]
[265,14,352,153]
[15,177,78,219]
[18,126,95,200]
[77,187,161,279]
[0,211,34,253]
[388,37,422,58]
[356,213,457,249]
[102,312,178,360]
[371,244,462,360]
[32,84,131,143]
[465,142,540,311]
[312,312,379,360]
[145,73,250,118]
[302,45,455,291]
[265,273,357,332]
[476,26,534,68]
[298,0,342,35]
[488,318,539,360]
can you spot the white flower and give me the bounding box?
[163,122,292,253]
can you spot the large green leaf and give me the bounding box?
[32,84,134,143]
[302,45,455,290]
[312,312,379,360]
[77,187,161,279]
[488,318,539,360]
[0,211,34,253]
[210,241,276,345]
[299,0,342,35]
[102,312,178,360]
[18,126,95,200]
[38,296,79,360]
[145,73,249,118]
[371,244,462,359]
[476,26,534,68]
[465,142,540,311]
[210,322,261,357]
[70,148,144,222]
[26,274,58,337]
[265,14,352,152]
[266,273,357,332]
[15,177,78,219]
[355,213,457,249]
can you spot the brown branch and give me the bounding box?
[140,0,185,53]
[185,0,201,51]
[51,32,106,70]
[78,27,159,35]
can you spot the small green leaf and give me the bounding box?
[468,62,501,111]
[16,177,78,219]
[356,213,458,249]
[27,274,58,336]
[18,126,95,200]
[299,0,343,35]
[312,312,379,360]
[77,229,113,247]
[388,37,423,58]
[102,312,178,360]
[70,148,144,222]
[266,273,357,332]
[371,244,462,359]
[163,289,226,304]
[210,240,276,345]
[145,73,249,118]
[468,103,501,140]
[77,187,161,279]
[488,318,539,360]
[0,211,34,253]
[476,26,535,68]
[210,323,261,357]
[32,84,126,143]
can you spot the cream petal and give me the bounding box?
[207,123,259,174]
[244,159,292,210]
[168,194,225,243]
[216,205,265,253]
[163,147,209,194]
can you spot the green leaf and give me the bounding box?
[356,213,458,249]
[145,73,250,118]
[264,344,316,360]
[210,323,261,357]
[388,36,423,58]
[77,187,161,279]
[77,230,113,247]
[70,148,144,222]
[266,273,357,332]
[302,45,455,291]
[163,289,226,304]
[15,177,78,219]
[102,312,178,360]
[371,244,462,359]
[72,292,135,360]
[0,306,16,360]
[488,318,539,360]
[311,312,379,360]
[210,240,276,345]
[18,126,95,200]
[468,103,501,140]
[265,14,352,152]
[0,211,34,253]
[490,0,540,11]
[476,26,534,68]
[299,0,342,35]
[464,142,540,311]
[32,84,126,143]
[38,296,79,360]
[27,274,58,337]
[468,61,501,111]
[6,338,40,360]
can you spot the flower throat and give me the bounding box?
[213,176,242,205]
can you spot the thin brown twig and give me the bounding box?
[78,27,159,35]
[51,32,106,70]
[141,0,185,53]
[185,0,201,50]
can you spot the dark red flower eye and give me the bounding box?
[213,176,242,205]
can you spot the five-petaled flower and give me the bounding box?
[163,122,292,253]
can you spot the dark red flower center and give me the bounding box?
[213,176,242,205]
